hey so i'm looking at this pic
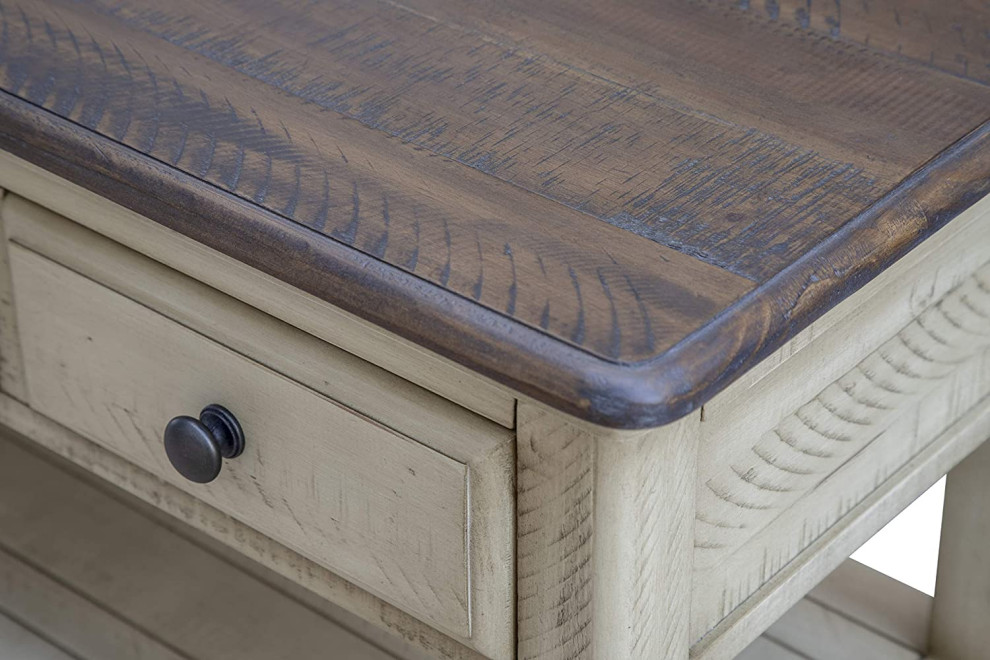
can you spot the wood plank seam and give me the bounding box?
[0,607,85,660]
[48,480,403,660]
[4,433,412,659]
[0,4,755,363]
[802,561,933,653]
[801,595,922,655]
[737,558,936,658]
[0,431,409,660]
[718,0,990,86]
[0,541,193,660]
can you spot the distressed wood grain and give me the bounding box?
[0,393,486,660]
[695,261,990,567]
[693,320,990,642]
[400,0,990,183]
[689,238,990,649]
[0,152,517,428]
[726,0,990,85]
[0,0,988,426]
[0,0,753,365]
[516,403,700,658]
[694,397,990,659]
[9,243,486,644]
[685,195,990,650]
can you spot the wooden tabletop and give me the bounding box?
[1,0,988,428]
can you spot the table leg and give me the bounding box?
[930,437,990,658]
[516,403,701,659]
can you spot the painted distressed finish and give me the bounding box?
[690,260,990,644]
[0,0,988,427]
[9,244,479,642]
[0,433,401,660]
[516,404,700,659]
[695,396,990,659]
[931,437,990,658]
[0,153,517,428]
[0,394,487,660]
[681,196,990,652]
[695,262,990,565]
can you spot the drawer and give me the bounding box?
[2,195,513,655]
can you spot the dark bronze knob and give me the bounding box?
[163,404,245,483]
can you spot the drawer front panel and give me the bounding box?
[9,243,473,637]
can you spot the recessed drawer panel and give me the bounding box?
[9,242,475,639]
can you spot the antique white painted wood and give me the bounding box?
[0,613,75,660]
[931,439,990,658]
[736,561,933,660]
[2,193,509,465]
[0,394,487,660]
[0,429,399,660]
[1,154,989,660]
[8,242,511,651]
[0,189,514,658]
[513,195,990,659]
[688,196,990,658]
[0,152,515,428]
[516,404,700,659]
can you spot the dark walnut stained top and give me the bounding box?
[1,0,988,428]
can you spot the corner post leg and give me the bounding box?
[930,438,990,658]
[516,403,700,659]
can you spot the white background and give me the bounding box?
[851,477,945,595]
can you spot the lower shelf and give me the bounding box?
[0,612,74,660]
[0,417,950,660]
[738,561,933,660]
[0,426,408,660]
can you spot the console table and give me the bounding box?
[0,1,987,658]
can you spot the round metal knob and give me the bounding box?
[163,404,245,483]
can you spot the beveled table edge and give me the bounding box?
[2,89,987,429]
